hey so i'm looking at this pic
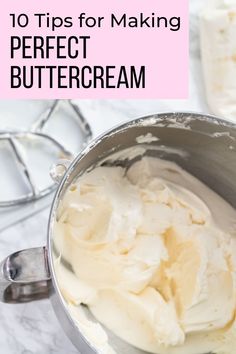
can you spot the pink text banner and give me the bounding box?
[0,0,189,99]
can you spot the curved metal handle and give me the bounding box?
[0,247,51,303]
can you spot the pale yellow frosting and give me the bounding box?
[54,157,236,354]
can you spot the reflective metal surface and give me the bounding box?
[0,99,92,207]
[1,112,236,354]
[0,247,51,303]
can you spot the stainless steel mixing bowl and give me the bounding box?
[1,112,236,354]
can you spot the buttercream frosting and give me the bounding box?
[54,157,236,354]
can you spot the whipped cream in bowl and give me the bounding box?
[51,114,236,354]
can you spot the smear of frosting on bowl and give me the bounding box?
[136,133,159,144]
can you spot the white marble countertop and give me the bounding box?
[0,0,209,353]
